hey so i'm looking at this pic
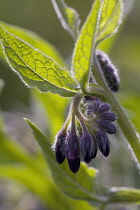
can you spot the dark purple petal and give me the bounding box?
[97,120,117,134]
[96,52,108,67]
[65,132,80,173]
[84,153,92,164]
[65,133,80,158]
[53,129,67,164]
[96,130,110,157]
[98,103,111,114]
[56,149,65,164]
[104,64,114,75]
[80,132,93,160]
[91,149,98,159]
[110,74,119,92]
[92,101,101,113]
[68,158,80,173]
[99,112,117,122]
[87,104,94,112]
[84,148,98,163]
[81,131,98,163]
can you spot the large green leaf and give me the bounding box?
[0,21,65,66]
[25,119,101,202]
[72,0,101,87]
[0,24,79,97]
[97,0,123,44]
[51,0,80,39]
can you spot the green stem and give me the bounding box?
[91,52,140,164]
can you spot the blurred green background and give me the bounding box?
[0,0,140,210]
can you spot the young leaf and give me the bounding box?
[0,25,79,97]
[72,0,101,88]
[97,0,123,44]
[25,119,101,202]
[51,0,80,39]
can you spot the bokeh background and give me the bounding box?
[0,0,140,209]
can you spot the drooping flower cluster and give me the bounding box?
[96,50,120,92]
[53,95,117,173]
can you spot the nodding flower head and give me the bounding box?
[96,50,120,92]
[53,95,117,173]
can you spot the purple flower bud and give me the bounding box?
[80,131,94,163]
[55,145,65,164]
[96,50,120,92]
[111,83,119,92]
[54,130,67,164]
[99,112,117,122]
[96,51,108,67]
[84,141,98,163]
[97,120,117,134]
[98,103,111,114]
[109,74,119,92]
[104,64,114,75]
[65,132,80,173]
[68,158,80,174]
[96,130,110,157]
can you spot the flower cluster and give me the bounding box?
[96,50,120,92]
[53,96,117,173]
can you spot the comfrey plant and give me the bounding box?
[0,0,140,209]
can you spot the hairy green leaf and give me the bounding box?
[25,119,100,202]
[97,0,123,44]
[51,0,80,39]
[0,21,65,66]
[0,24,79,97]
[109,187,140,204]
[72,0,101,88]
